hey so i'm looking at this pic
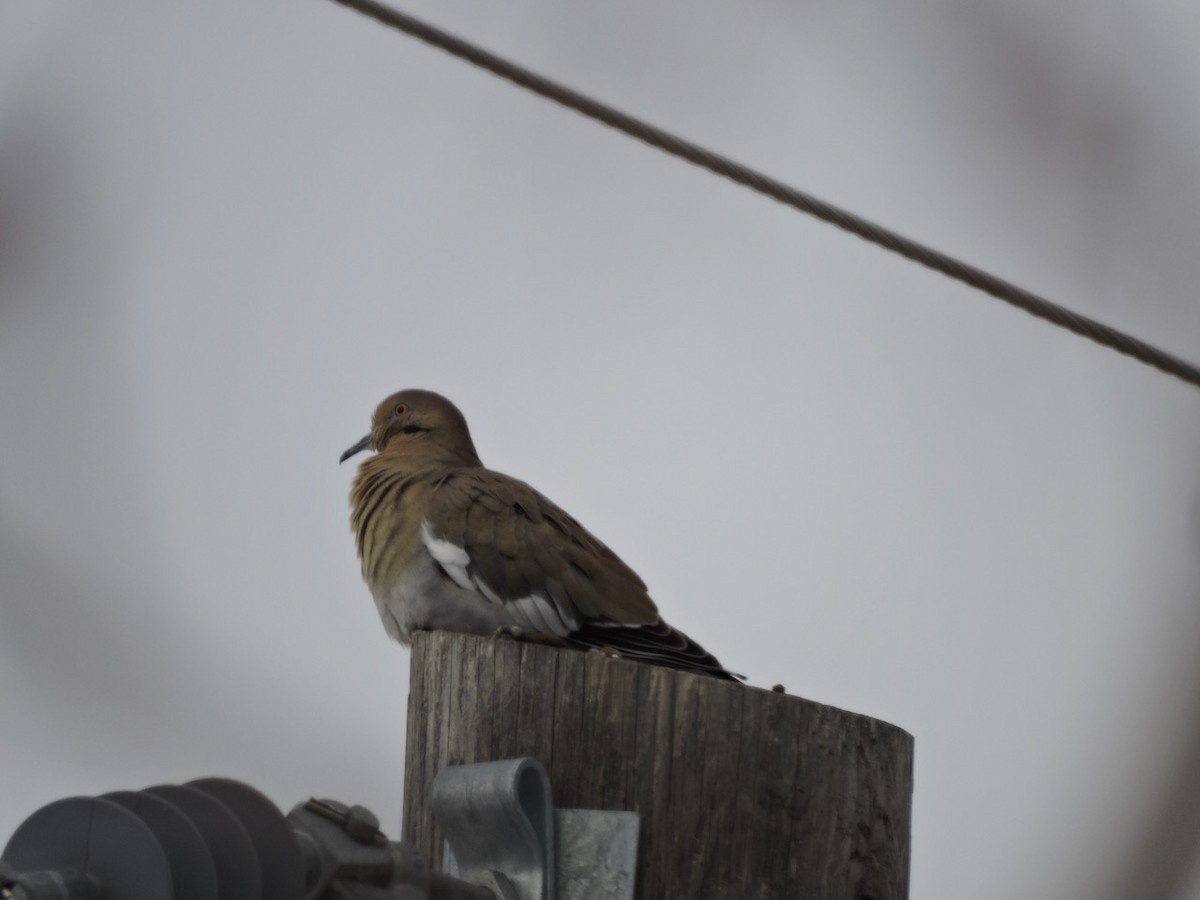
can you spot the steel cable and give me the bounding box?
[330,0,1200,392]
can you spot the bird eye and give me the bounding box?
[394,403,409,416]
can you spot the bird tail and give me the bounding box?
[565,620,744,682]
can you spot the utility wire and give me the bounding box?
[330,0,1200,393]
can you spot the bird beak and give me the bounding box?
[339,433,373,464]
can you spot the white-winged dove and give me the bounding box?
[340,389,739,680]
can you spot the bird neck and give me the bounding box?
[378,431,483,471]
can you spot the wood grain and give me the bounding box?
[403,631,913,900]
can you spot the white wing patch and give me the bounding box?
[474,575,502,605]
[420,519,580,638]
[420,520,473,592]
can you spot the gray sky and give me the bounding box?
[2,2,1199,898]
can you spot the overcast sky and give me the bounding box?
[2,2,1200,898]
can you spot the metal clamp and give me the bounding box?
[433,758,553,900]
[432,759,638,900]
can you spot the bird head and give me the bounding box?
[339,389,482,466]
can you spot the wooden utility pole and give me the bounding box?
[403,631,913,899]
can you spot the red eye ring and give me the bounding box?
[394,402,409,416]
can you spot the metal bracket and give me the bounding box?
[433,758,553,900]
[553,810,638,900]
[432,759,638,900]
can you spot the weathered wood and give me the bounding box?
[403,631,913,899]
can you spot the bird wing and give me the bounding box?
[421,468,660,635]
